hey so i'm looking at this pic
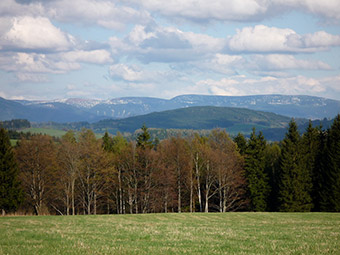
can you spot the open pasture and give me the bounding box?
[0,213,339,254]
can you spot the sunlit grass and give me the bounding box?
[21,128,67,138]
[0,213,339,254]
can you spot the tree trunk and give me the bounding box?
[223,187,226,212]
[66,192,70,216]
[71,178,75,215]
[178,172,181,213]
[164,192,168,213]
[205,182,209,213]
[134,183,138,214]
[205,161,210,213]
[190,168,193,213]
[195,154,202,212]
[94,191,97,215]
[118,168,123,214]
[128,189,133,214]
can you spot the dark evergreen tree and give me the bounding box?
[136,125,153,149]
[102,131,113,151]
[313,129,328,211]
[277,119,312,212]
[234,133,247,156]
[301,121,321,211]
[264,142,281,211]
[0,128,22,214]
[244,128,270,211]
[320,115,340,211]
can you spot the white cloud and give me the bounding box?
[123,0,269,22]
[109,64,145,82]
[15,72,49,82]
[276,0,340,22]
[0,49,112,77]
[197,75,326,96]
[227,25,340,53]
[0,0,152,30]
[111,24,225,63]
[13,52,81,73]
[46,0,151,30]
[60,50,113,64]
[248,54,331,71]
[124,0,340,23]
[0,0,44,17]
[0,16,74,52]
[195,54,245,75]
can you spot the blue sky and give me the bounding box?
[0,0,339,100]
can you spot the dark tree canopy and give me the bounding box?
[244,128,270,211]
[277,119,312,212]
[320,115,340,211]
[0,128,22,214]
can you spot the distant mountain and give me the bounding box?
[1,94,339,122]
[0,97,100,123]
[92,106,293,138]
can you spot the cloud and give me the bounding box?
[194,54,245,75]
[60,50,113,64]
[248,54,331,71]
[0,0,44,17]
[110,24,225,63]
[227,25,340,53]
[123,0,269,22]
[1,0,152,30]
[0,16,75,52]
[123,0,340,23]
[109,64,145,82]
[0,13,113,80]
[46,0,151,30]
[196,53,331,77]
[15,72,49,82]
[0,48,112,78]
[197,75,326,96]
[277,0,340,22]
[108,63,183,84]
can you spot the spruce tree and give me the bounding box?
[244,128,270,211]
[277,119,312,212]
[136,125,153,149]
[313,129,328,211]
[320,115,340,211]
[0,128,22,214]
[102,131,113,151]
[264,142,281,211]
[301,121,320,211]
[234,133,247,156]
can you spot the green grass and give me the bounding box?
[0,213,339,255]
[20,128,104,139]
[21,128,67,138]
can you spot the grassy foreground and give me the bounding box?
[0,213,339,254]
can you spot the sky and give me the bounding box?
[0,0,339,101]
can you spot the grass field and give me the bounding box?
[0,213,339,254]
[21,128,67,138]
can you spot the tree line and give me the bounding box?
[1,116,340,215]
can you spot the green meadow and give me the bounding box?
[21,128,67,138]
[0,213,339,255]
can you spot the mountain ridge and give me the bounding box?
[1,94,340,122]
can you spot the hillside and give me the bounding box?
[93,106,293,136]
[1,94,339,122]
[0,97,100,123]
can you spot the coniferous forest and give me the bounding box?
[1,116,340,215]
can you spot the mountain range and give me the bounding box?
[1,94,340,123]
[92,106,294,139]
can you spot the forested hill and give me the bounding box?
[93,106,293,135]
[1,94,340,122]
